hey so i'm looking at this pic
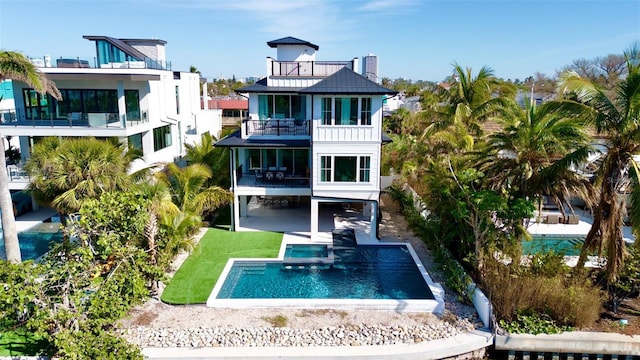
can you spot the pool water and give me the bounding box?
[522,235,584,256]
[284,244,328,258]
[0,222,63,261]
[216,245,435,300]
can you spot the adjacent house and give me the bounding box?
[4,35,220,190]
[216,37,396,240]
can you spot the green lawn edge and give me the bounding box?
[0,329,48,356]
[160,228,283,304]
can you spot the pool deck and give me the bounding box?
[528,207,635,243]
[14,207,58,232]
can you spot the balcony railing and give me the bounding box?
[0,109,149,129]
[244,119,310,137]
[29,56,172,71]
[269,60,354,77]
[6,164,29,183]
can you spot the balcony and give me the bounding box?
[0,109,149,129]
[268,59,354,77]
[30,56,172,71]
[237,172,309,189]
[244,119,310,137]
[6,164,29,183]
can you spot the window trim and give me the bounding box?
[318,155,372,183]
[320,96,373,126]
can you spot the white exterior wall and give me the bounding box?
[276,45,316,62]
[312,142,381,201]
[312,96,383,143]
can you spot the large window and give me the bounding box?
[258,94,306,120]
[247,148,309,175]
[153,125,172,151]
[125,90,140,121]
[23,89,120,121]
[128,133,143,154]
[320,97,373,126]
[319,155,371,183]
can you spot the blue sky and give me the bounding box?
[1,0,638,82]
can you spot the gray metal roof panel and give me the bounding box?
[301,68,397,95]
[236,78,305,93]
[267,37,319,50]
[215,129,311,148]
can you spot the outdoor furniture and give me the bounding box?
[546,214,560,224]
[275,171,285,181]
[255,169,264,184]
[566,214,580,224]
[265,171,274,182]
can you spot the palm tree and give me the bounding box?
[0,50,61,262]
[25,137,133,218]
[155,163,231,218]
[183,131,230,188]
[557,44,640,281]
[480,99,595,215]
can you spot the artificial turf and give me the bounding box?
[160,228,283,304]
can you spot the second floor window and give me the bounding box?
[258,94,306,120]
[321,97,373,126]
[153,125,172,151]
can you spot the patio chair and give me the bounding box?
[275,171,285,181]
[255,169,264,184]
[265,171,274,182]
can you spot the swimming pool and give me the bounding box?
[207,243,445,313]
[522,235,584,256]
[0,222,63,261]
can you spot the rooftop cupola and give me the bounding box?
[267,36,318,62]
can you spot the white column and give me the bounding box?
[233,194,240,231]
[239,195,248,217]
[117,80,126,127]
[370,201,378,241]
[311,198,319,239]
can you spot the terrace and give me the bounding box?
[267,58,354,77]
[244,118,310,137]
[30,56,171,71]
[0,109,149,129]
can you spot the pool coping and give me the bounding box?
[205,239,445,314]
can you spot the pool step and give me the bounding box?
[239,263,267,275]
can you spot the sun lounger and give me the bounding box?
[546,215,560,224]
[566,214,580,224]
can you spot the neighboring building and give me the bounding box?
[5,35,220,190]
[361,53,379,83]
[216,36,396,240]
[206,98,248,128]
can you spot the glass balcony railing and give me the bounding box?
[0,109,149,128]
[6,164,29,183]
[29,56,172,71]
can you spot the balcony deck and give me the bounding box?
[237,174,309,188]
[0,110,148,129]
[244,119,310,137]
[268,59,354,77]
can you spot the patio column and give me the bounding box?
[311,198,319,239]
[370,200,378,241]
[239,195,248,217]
[233,194,240,231]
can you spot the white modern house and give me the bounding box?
[3,35,221,191]
[216,37,396,240]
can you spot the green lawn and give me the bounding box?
[0,329,48,356]
[160,228,283,304]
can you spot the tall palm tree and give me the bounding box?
[0,50,61,262]
[480,99,594,214]
[557,44,640,281]
[25,137,132,218]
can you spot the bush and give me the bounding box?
[483,257,603,328]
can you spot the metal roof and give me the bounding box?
[267,37,319,50]
[301,68,397,95]
[215,129,311,148]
